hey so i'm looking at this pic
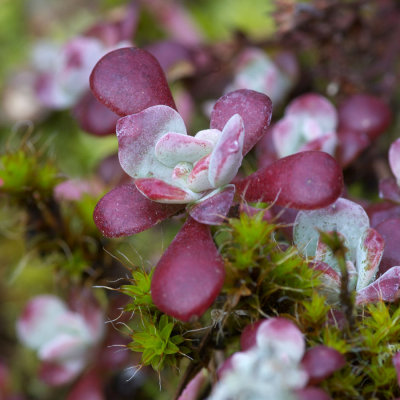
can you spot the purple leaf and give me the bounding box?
[301,345,346,385]
[67,371,104,400]
[356,228,385,290]
[375,218,400,274]
[256,317,305,362]
[356,266,400,304]
[93,184,183,237]
[389,138,400,184]
[240,320,264,351]
[38,360,85,386]
[90,47,176,116]
[379,178,400,203]
[367,202,400,228]
[188,185,235,225]
[210,89,272,156]
[117,105,186,182]
[236,151,343,210]
[151,217,225,321]
[73,91,119,136]
[338,94,392,141]
[209,114,245,188]
[393,352,400,386]
[216,355,234,380]
[135,178,202,204]
[295,387,332,400]
[335,128,370,167]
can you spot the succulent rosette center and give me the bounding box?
[117,104,245,205]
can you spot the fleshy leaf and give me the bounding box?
[151,217,225,321]
[117,105,186,182]
[155,132,213,167]
[389,138,400,184]
[177,369,209,400]
[375,217,400,275]
[335,128,370,167]
[209,114,245,188]
[187,155,213,192]
[17,295,68,349]
[356,266,400,304]
[356,228,385,291]
[39,359,86,386]
[295,387,332,400]
[135,178,202,204]
[195,129,221,146]
[73,91,119,136]
[240,320,264,351]
[301,345,346,385]
[210,89,272,155]
[313,261,341,303]
[285,93,337,134]
[236,151,343,210]
[379,178,400,203]
[93,184,182,237]
[293,198,369,261]
[67,371,104,400]
[256,317,305,362]
[187,185,235,225]
[90,47,176,116]
[338,94,392,141]
[367,202,400,228]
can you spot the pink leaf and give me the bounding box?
[135,178,202,204]
[367,202,400,228]
[73,91,119,136]
[312,262,341,303]
[389,138,400,184]
[210,89,272,156]
[151,217,225,321]
[216,355,234,380]
[93,184,183,237]
[177,369,208,400]
[338,94,392,141]
[256,317,305,362]
[117,105,186,182]
[209,114,244,188]
[38,359,85,386]
[236,151,343,210]
[356,228,385,290]
[155,132,213,167]
[90,47,176,116]
[356,266,400,304]
[188,185,235,225]
[301,345,346,385]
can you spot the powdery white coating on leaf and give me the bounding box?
[187,185,235,225]
[187,155,213,192]
[155,132,213,167]
[285,93,338,134]
[256,318,305,363]
[355,228,385,291]
[135,178,202,204]
[389,138,400,185]
[293,198,370,261]
[117,105,186,183]
[227,48,292,106]
[17,295,68,349]
[313,262,341,304]
[209,318,307,400]
[209,114,245,188]
[356,266,400,304]
[194,128,221,146]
